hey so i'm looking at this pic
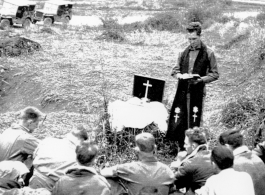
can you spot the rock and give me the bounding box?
[0,36,42,57]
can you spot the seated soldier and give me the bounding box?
[29,124,89,191]
[0,161,29,193]
[195,146,255,195]
[52,141,111,195]
[100,132,175,195]
[0,106,45,163]
[170,127,216,194]
[219,130,265,195]
[253,141,265,163]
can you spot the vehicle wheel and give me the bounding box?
[43,17,52,27]
[0,19,10,30]
[22,18,31,29]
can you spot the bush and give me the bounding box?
[95,29,126,42]
[185,0,231,24]
[144,12,181,31]
[100,17,121,30]
[95,122,178,166]
[220,96,265,148]
[257,12,265,28]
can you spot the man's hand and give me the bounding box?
[170,151,188,171]
[190,78,203,85]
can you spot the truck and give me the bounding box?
[34,0,73,27]
[0,0,37,29]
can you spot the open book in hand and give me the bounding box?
[181,73,200,80]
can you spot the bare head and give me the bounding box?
[67,124,89,145]
[17,106,45,133]
[211,146,234,171]
[134,133,157,158]
[218,130,243,150]
[186,22,202,49]
[76,141,98,166]
[184,127,208,155]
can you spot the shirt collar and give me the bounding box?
[11,123,31,133]
[233,145,249,156]
[189,41,202,51]
[140,155,158,162]
[182,144,208,163]
[67,165,98,175]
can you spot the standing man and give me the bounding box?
[166,22,219,150]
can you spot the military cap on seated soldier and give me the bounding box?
[52,141,111,195]
[100,132,175,195]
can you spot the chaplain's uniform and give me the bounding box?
[166,41,219,148]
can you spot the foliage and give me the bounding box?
[96,29,126,42]
[144,12,182,32]
[185,0,231,25]
[256,12,265,28]
[95,122,177,167]
[220,96,265,148]
[221,30,250,50]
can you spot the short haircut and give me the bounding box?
[71,124,88,141]
[211,146,234,170]
[17,106,44,122]
[186,22,202,36]
[218,130,243,149]
[185,127,207,145]
[135,133,156,153]
[76,141,98,165]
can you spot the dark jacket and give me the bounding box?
[253,141,265,163]
[233,146,265,195]
[52,166,111,195]
[174,145,216,193]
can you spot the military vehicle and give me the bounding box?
[34,0,73,26]
[0,0,36,29]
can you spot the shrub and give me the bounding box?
[144,12,181,32]
[220,96,265,148]
[256,12,265,28]
[95,30,126,42]
[100,17,121,30]
[185,0,231,24]
[96,122,178,166]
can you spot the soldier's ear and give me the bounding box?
[191,143,198,150]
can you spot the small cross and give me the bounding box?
[193,113,197,122]
[174,114,179,123]
[174,107,180,123]
[143,80,152,99]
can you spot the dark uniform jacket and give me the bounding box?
[52,166,111,195]
[174,145,216,194]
